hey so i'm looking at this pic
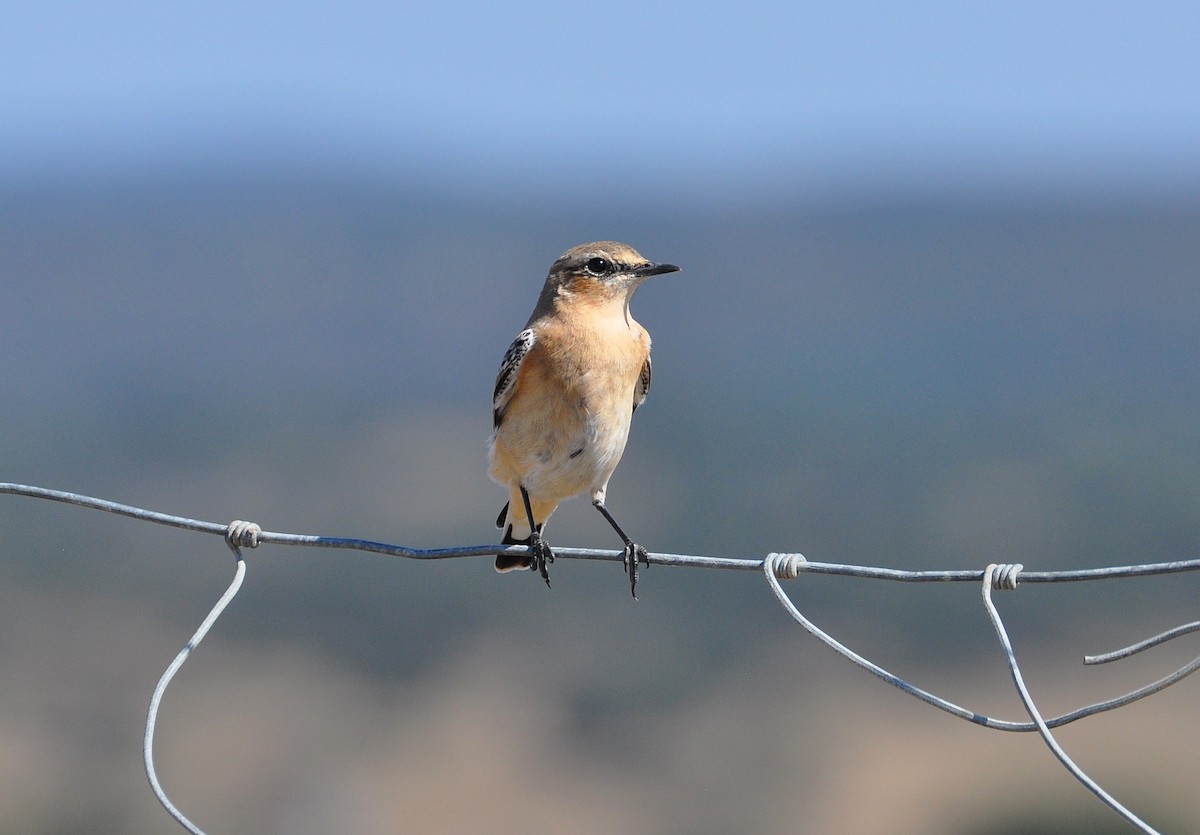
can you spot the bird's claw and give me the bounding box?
[622,542,650,599]
[530,534,555,588]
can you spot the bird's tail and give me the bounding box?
[496,535,533,572]
[494,494,559,572]
[494,500,532,571]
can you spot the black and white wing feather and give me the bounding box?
[633,354,651,414]
[493,328,535,428]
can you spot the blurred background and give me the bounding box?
[3,1,1200,832]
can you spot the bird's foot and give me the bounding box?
[622,542,650,600]
[530,533,555,588]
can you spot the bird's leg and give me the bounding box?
[592,498,649,600]
[520,485,554,587]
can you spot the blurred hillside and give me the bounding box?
[3,180,1199,833]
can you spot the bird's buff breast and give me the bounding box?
[488,361,637,499]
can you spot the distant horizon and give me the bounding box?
[5,151,1200,210]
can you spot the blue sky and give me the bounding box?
[4,0,1199,197]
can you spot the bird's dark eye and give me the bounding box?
[584,257,611,276]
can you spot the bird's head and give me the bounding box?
[541,241,680,304]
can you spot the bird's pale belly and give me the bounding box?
[526,418,630,499]
[489,400,632,501]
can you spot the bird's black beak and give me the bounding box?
[633,262,681,277]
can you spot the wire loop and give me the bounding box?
[225,520,261,550]
[987,562,1023,590]
[767,552,807,579]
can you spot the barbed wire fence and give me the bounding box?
[4,482,1198,834]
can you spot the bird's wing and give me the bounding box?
[633,354,651,414]
[493,328,536,428]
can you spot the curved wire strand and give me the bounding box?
[1086,620,1200,665]
[980,564,1157,834]
[143,548,246,835]
[761,554,1200,732]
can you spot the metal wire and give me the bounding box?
[3,482,1197,834]
[762,554,1200,731]
[5,483,1200,581]
[979,564,1157,834]
[765,556,1167,832]
[143,549,246,835]
[1086,620,1200,665]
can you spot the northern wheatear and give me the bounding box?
[489,241,680,598]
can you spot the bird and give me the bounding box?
[488,241,680,598]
